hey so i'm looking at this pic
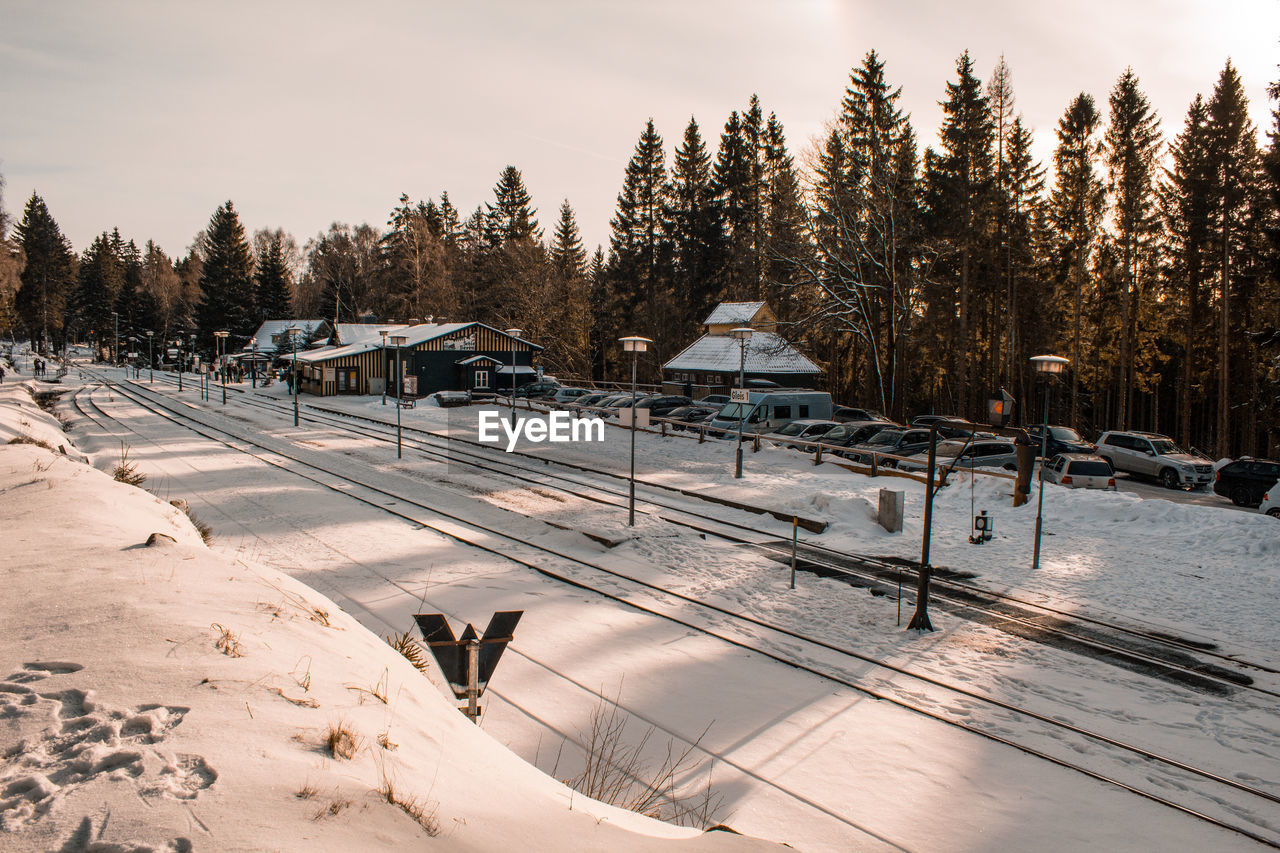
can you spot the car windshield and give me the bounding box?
[1150,439,1184,455]
[935,440,971,456]
[1049,427,1083,441]
[1069,460,1113,476]
[824,425,850,440]
[717,402,750,420]
[866,429,902,446]
[775,422,806,436]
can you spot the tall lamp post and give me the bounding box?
[175,335,183,391]
[249,337,258,388]
[112,312,119,367]
[290,328,300,426]
[505,328,522,427]
[146,331,154,383]
[730,327,753,479]
[214,331,229,404]
[390,335,407,458]
[619,336,652,526]
[1030,355,1069,571]
[379,329,389,405]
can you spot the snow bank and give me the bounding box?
[0,386,783,851]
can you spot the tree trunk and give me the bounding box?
[1217,222,1230,458]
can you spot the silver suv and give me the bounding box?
[1096,430,1213,489]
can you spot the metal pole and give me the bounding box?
[790,516,798,589]
[292,337,299,427]
[735,339,745,479]
[380,335,387,404]
[177,340,183,391]
[396,345,403,459]
[1032,381,1050,570]
[147,335,153,383]
[629,351,637,526]
[252,342,257,388]
[909,423,941,631]
[220,338,226,404]
[466,638,480,722]
[510,336,517,428]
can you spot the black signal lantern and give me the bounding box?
[970,510,994,544]
[987,388,1015,428]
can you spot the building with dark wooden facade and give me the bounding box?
[292,322,541,398]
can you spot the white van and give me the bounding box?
[709,390,833,437]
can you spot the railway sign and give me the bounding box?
[414,610,523,722]
[731,388,750,403]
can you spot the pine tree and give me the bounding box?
[1048,93,1105,425]
[668,117,726,331]
[255,229,294,320]
[1002,116,1047,408]
[923,52,996,417]
[1205,61,1264,455]
[484,166,542,247]
[547,201,592,377]
[712,110,757,299]
[1105,69,1162,430]
[72,233,124,360]
[14,192,76,354]
[761,112,810,324]
[196,201,257,351]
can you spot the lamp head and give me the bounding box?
[618,335,652,353]
[1030,355,1069,375]
[730,326,754,342]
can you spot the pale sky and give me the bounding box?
[2,0,1277,259]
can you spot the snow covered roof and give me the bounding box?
[245,319,329,353]
[663,331,822,374]
[291,340,381,364]
[455,354,500,366]
[333,323,410,346]
[703,301,767,327]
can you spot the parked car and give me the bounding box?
[698,394,731,407]
[599,394,654,418]
[833,406,891,423]
[512,379,561,398]
[572,391,613,410]
[635,394,692,418]
[845,427,934,466]
[663,405,719,430]
[1213,457,1280,507]
[1042,453,1117,490]
[910,414,970,438]
[548,387,592,406]
[1259,488,1280,518]
[1095,430,1214,489]
[763,419,840,450]
[898,438,1020,473]
[1025,424,1096,458]
[814,420,892,453]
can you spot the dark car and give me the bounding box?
[513,380,561,398]
[664,405,718,430]
[1213,457,1280,507]
[635,394,692,418]
[1025,424,1095,458]
[845,427,934,466]
[572,392,613,409]
[815,420,892,453]
[833,406,890,423]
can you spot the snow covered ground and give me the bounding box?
[3,365,1279,852]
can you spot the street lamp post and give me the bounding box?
[250,337,258,388]
[176,336,183,391]
[290,329,300,427]
[146,331,153,383]
[1030,355,1069,571]
[390,335,407,458]
[730,327,753,479]
[619,336,652,526]
[112,312,119,367]
[505,329,522,427]
[379,329,389,405]
[214,331,229,404]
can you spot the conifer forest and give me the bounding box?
[3,52,1279,458]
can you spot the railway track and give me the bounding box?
[69,371,1280,849]
[130,369,1280,696]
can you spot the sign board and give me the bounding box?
[403,375,418,396]
[635,408,650,428]
[166,349,178,356]
[731,388,750,403]
[323,368,336,382]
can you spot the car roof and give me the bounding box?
[1055,452,1106,461]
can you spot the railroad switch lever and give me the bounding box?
[414,610,523,722]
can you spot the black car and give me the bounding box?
[845,427,934,466]
[833,406,891,423]
[1213,457,1280,507]
[1025,424,1096,458]
[512,380,561,398]
[815,420,893,453]
[635,394,692,418]
[664,405,718,430]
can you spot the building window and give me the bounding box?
[475,370,489,389]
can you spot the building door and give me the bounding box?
[336,367,358,393]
